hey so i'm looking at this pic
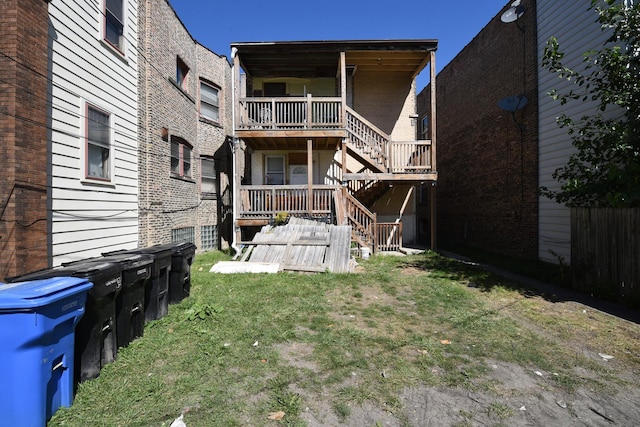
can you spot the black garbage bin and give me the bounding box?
[4,260,123,384]
[151,242,196,304]
[98,253,152,348]
[104,246,171,323]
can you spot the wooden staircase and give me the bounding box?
[353,180,389,207]
[345,106,389,173]
[338,107,396,252]
[334,187,377,251]
[338,107,434,253]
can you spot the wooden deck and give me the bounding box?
[235,217,355,273]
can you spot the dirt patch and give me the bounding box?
[399,365,640,427]
[274,341,319,372]
[274,262,640,426]
[296,359,640,427]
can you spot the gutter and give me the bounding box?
[230,47,242,259]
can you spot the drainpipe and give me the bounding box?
[230,47,242,259]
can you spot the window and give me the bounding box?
[265,155,285,185]
[104,0,124,51]
[176,57,189,90]
[420,115,429,140]
[200,225,218,250]
[170,136,192,178]
[86,104,112,181]
[172,227,195,244]
[200,81,220,122]
[201,157,217,196]
[264,82,286,96]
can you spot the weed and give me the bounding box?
[183,302,222,321]
[334,401,351,420]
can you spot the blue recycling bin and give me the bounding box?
[0,276,92,426]
[7,260,123,384]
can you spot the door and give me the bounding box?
[289,165,308,185]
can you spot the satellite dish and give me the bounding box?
[498,95,528,113]
[501,4,525,23]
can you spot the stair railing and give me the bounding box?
[340,187,377,251]
[344,106,389,172]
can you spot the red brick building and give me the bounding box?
[0,0,50,278]
[418,0,539,259]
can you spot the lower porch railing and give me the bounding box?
[239,185,336,219]
[238,187,405,253]
[376,222,402,252]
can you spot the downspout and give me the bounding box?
[230,47,242,259]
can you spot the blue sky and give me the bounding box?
[169,0,510,90]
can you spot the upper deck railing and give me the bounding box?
[237,95,343,130]
[236,97,433,175]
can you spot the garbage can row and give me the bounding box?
[0,241,196,426]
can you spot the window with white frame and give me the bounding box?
[176,57,189,90]
[201,157,217,196]
[265,155,285,185]
[86,104,112,181]
[200,80,220,122]
[104,0,124,52]
[170,136,192,178]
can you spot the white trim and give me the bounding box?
[101,0,126,56]
[80,98,116,185]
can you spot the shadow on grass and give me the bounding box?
[400,250,640,325]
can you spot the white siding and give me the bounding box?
[536,0,612,263]
[49,0,139,265]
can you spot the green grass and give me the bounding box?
[48,250,639,426]
[441,244,571,288]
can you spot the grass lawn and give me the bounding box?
[49,251,640,426]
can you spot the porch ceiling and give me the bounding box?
[232,40,437,78]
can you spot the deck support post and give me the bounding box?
[307,139,313,216]
[430,183,437,250]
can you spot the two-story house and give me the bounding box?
[230,40,438,253]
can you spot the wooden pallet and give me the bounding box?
[239,217,355,273]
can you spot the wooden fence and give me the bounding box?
[571,208,640,304]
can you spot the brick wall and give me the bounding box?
[0,0,50,278]
[354,70,417,139]
[418,0,539,259]
[138,0,232,250]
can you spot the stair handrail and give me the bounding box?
[344,106,389,171]
[341,187,377,251]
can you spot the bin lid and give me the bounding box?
[152,242,197,256]
[104,247,172,263]
[6,261,121,285]
[101,252,153,270]
[0,277,93,309]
